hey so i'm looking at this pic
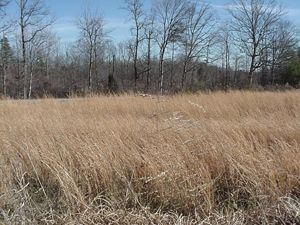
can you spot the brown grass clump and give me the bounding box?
[0,91,299,224]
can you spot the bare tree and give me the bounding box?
[0,0,8,18]
[27,30,56,98]
[144,15,154,92]
[116,41,132,89]
[43,31,58,80]
[0,0,8,19]
[0,0,8,7]
[268,20,297,84]
[17,0,53,98]
[124,0,145,91]
[218,24,231,90]
[153,0,188,93]
[229,0,283,87]
[0,1,10,96]
[0,0,10,33]
[77,7,104,92]
[180,1,215,89]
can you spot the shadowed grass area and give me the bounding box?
[0,91,299,224]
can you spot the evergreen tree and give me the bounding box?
[284,57,300,86]
[0,36,12,95]
[0,36,12,67]
[108,73,118,93]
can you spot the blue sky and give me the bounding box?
[49,0,150,43]
[7,0,300,43]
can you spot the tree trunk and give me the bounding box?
[134,28,139,92]
[181,61,187,90]
[20,0,27,99]
[21,31,27,98]
[159,49,165,94]
[112,54,115,76]
[271,63,275,85]
[28,64,33,99]
[248,71,254,88]
[46,56,49,79]
[190,69,195,90]
[94,46,97,89]
[234,57,239,88]
[2,65,6,96]
[225,41,230,91]
[248,47,257,88]
[170,42,175,90]
[159,58,164,94]
[88,46,93,92]
[146,31,151,93]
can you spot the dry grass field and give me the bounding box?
[0,91,299,224]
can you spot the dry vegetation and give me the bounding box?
[0,91,299,224]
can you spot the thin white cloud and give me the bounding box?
[105,17,131,30]
[52,17,79,43]
[53,17,78,33]
[54,23,77,32]
[286,8,300,17]
[104,17,131,41]
[52,16,131,42]
[212,3,300,23]
[211,4,237,10]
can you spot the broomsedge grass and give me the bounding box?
[0,91,299,224]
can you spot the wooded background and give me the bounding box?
[0,0,299,98]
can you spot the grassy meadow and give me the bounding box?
[0,91,299,224]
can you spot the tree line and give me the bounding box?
[0,0,299,98]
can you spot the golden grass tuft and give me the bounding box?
[0,91,299,224]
